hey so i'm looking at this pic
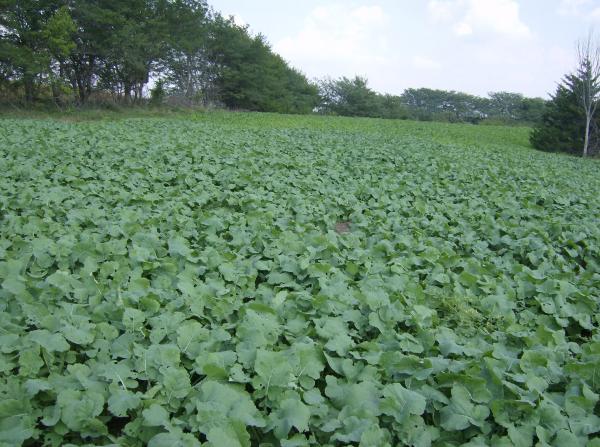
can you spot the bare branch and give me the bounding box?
[575,29,600,156]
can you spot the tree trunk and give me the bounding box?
[72,61,92,104]
[584,114,591,157]
[72,55,95,104]
[76,75,86,104]
[51,81,61,106]
[23,75,35,103]
[124,80,132,103]
[135,83,143,102]
[69,76,78,103]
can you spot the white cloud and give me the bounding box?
[427,0,531,39]
[274,4,390,77]
[468,0,530,38]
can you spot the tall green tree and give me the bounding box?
[530,72,599,155]
[43,5,76,103]
[0,0,56,101]
[486,92,526,120]
[65,0,116,103]
[106,0,168,102]
[160,0,212,103]
[318,76,380,117]
[207,16,317,113]
[378,94,410,119]
[518,97,546,123]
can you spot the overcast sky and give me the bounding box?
[209,0,600,98]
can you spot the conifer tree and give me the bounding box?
[531,72,600,155]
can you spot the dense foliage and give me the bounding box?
[531,66,600,156]
[1,113,599,446]
[317,77,545,124]
[0,0,318,113]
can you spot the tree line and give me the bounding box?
[1,0,546,125]
[0,0,318,113]
[318,76,546,124]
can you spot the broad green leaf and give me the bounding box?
[440,385,490,431]
[107,389,141,417]
[206,422,251,447]
[28,330,70,352]
[380,384,426,423]
[196,380,265,432]
[269,398,311,439]
[143,404,170,427]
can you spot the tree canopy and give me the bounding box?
[0,0,318,112]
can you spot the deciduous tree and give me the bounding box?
[576,33,600,156]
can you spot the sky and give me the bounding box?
[209,0,600,98]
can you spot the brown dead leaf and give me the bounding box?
[335,221,351,234]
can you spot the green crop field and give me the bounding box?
[1,112,600,447]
